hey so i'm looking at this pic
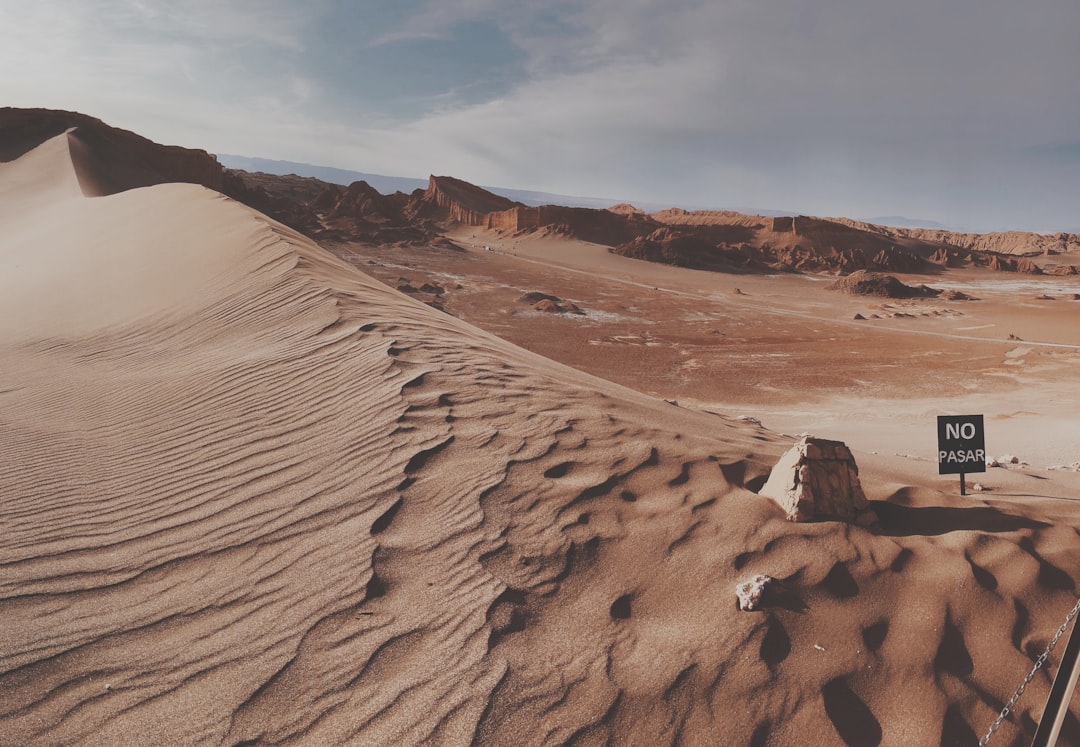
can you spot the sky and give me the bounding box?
[2,0,1078,232]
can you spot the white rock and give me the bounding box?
[736,574,774,611]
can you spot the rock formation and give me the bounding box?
[826,271,939,299]
[612,228,765,272]
[735,575,775,611]
[518,291,584,315]
[834,218,1080,257]
[485,204,654,245]
[759,436,874,524]
[422,175,520,224]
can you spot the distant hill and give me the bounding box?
[216,155,428,196]
[220,159,1080,277]
[217,154,631,210]
[866,215,952,231]
[217,154,798,216]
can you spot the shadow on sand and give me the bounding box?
[870,501,1048,537]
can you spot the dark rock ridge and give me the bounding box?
[826,271,941,299]
[517,292,585,315]
[832,217,1080,256]
[614,228,768,273]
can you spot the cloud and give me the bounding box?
[1,0,1077,230]
[325,0,1080,228]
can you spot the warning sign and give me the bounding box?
[937,415,986,475]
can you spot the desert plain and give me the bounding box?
[2,110,1080,746]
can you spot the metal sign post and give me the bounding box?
[937,415,986,493]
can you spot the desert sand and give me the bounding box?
[3,127,1080,747]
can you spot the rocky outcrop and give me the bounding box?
[985,255,1043,274]
[422,175,520,225]
[903,228,1079,256]
[826,271,939,298]
[771,216,795,233]
[1042,264,1079,276]
[653,208,766,229]
[735,575,775,611]
[517,292,584,315]
[612,228,765,272]
[224,169,438,244]
[833,217,1080,257]
[486,204,655,245]
[759,436,874,525]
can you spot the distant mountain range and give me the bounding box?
[216,155,633,211]
[864,215,952,231]
[218,155,957,230]
[217,154,804,218]
[2,107,1073,293]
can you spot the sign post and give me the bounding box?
[937,415,986,495]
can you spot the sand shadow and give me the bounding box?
[761,581,808,613]
[820,562,859,599]
[1019,536,1075,591]
[759,617,791,667]
[940,705,978,746]
[823,678,882,747]
[870,501,1048,537]
[934,616,974,677]
[717,460,770,493]
[861,620,889,652]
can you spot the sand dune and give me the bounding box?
[3,130,1080,746]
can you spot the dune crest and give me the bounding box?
[2,125,1080,746]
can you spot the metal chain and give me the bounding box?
[980,595,1080,746]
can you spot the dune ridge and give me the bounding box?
[2,129,1080,746]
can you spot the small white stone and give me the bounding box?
[736,574,774,611]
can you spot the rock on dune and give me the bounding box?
[2,118,1080,747]
[759,436,874,525]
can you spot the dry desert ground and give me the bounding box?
[3,126,1080,746]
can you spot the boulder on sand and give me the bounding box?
[759,436,876,525]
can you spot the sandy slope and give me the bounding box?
[2,133,1080,746]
